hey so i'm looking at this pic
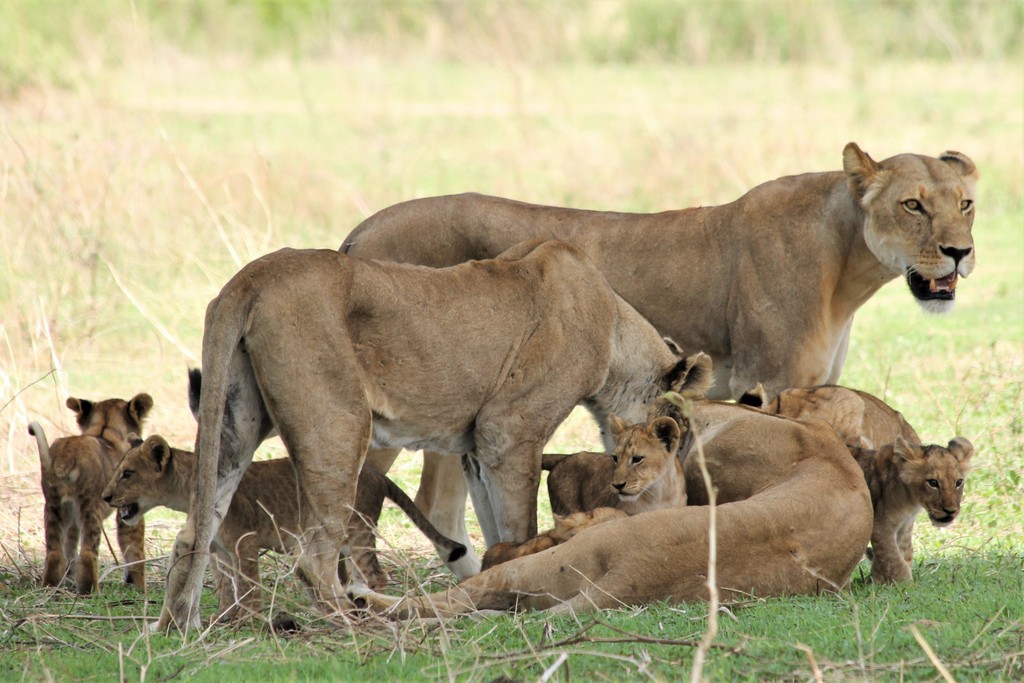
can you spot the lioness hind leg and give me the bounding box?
[116,516,146,589]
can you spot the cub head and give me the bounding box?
[893,436,973,527]
[607,415,683,500]
[843,142,978,314]
[102,434,180,526]
[67,393,154,449]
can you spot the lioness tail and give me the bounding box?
[382,475,467,563]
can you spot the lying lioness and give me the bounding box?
[354,397,872,618]
[28,393,153,594]
[162,240,695,630]
[103,435,466,620]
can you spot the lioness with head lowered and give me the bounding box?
[354,397,873,618]
[342,142,978,572]
[161,240,693,630]
[103,435,466,620]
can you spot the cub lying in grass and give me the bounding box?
[102,435,465,621]
[28,393,153,594]
[483,413,688,569]
[850,436,973,583]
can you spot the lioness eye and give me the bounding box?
[902,199,923,213]
[631,456,644,465]
[926,479,939,489]
[960,199,973,213]
[121,470,133,481]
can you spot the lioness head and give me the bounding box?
[893,436,973,527]
[607,415,683,501]
[103,434,179,526]
[843,142,978,314]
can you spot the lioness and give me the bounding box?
[851,437,973,583]
[481,507,627,571]
[354,397,873,618]
[102,435,466,620]
[27,393,153,594]
[161,240,694,630]
[341,142,978,572]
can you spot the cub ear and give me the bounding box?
[144,435,172,472]
[67,397,93,427]
[737,383,768,409]
[843,142,886,204]
[608,415,629,442]
[939,151,979,186]
[129,393,155,425]
[649,416,681,454]
[664,352,714,398]
[946,436,974,466]
[893,436,922,463]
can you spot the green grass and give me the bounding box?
[1,2,1022,681]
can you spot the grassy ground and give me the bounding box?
[1,2,1022,681]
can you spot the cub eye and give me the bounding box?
[902,199,924,214]
[960,199,973,214]
[120,470,134,481]
[926,479,939,489]
[610,456,618,465]
[955,479,964,488]
[631,456,644,465]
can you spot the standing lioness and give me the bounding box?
[161,240,692,630]
[342,142,978,572]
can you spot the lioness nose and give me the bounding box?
[939,245,972,265]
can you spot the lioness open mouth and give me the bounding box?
[906,270,958,302]
[119,503,140,523]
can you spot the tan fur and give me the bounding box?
[544,413,688,516]
[342,143,977,568]
[851,437,973,583]
[102,435,466,620]
[764,384,921,449]
[28,393,153,594]
[161,240,693,630]
[354,399,873,618]
[481,507,627,570]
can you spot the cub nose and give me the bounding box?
[103,494,113,504]
[939,245,972,266]
[612,482,626,492]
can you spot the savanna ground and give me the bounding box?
[1,1,1022,680]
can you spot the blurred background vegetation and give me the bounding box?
[2,0,1022,97]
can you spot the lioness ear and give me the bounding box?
[664,352,714,398]
[939,151,979,187]
[662,337,684,357]
[145,435,171,472]
[649,416,681,454]
[843,142,886,204]
[67,397,93,427]
[129,393,154,425]
[737,383,768,410]
[187,368,203,421]
[608,415,629,442]
[946,437,974,466]
[127,432,144,449]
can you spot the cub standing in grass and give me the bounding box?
[102,434,467,621]
[27,393,153,594]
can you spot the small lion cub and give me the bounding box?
[483,414,686,570]
[28,393,154,594]
[853,436,974,583]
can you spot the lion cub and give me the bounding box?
[481,507,627,570]
[28,393,154,594]
[852,436,973,583]
[485,414,686,569]
[544,414,688,516]
[103,435,466,621]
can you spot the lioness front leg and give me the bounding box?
[466,440,543,546]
